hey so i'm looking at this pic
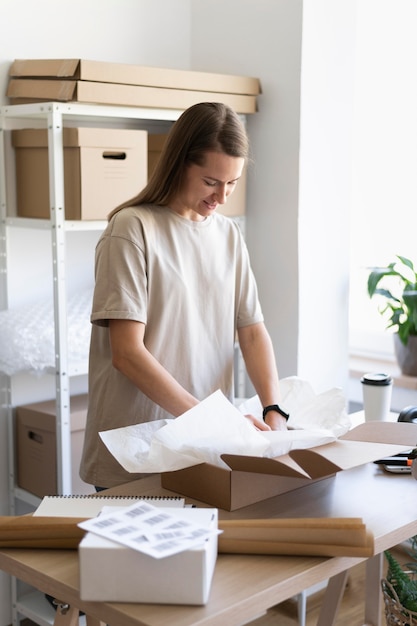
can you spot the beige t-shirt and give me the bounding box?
[80,205,263,487]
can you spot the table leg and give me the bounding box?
[86,617,107,626]
[316,570,349,626]
[364,553,383,626]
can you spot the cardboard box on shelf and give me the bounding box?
[79,508,218,604]
[7,79,258,114]
[148,133,247,217]
[147,133,168,177]
[9,58,261,96]
[161,421,417,510]
[16,394,93,497]
[11,127,147,220]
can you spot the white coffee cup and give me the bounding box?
[360,372,393,422]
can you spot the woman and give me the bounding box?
[80,102,287,490]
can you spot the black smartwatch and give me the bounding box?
[262,404,290,422]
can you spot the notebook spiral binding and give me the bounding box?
[47,495,182,500]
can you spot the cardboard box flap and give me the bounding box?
[221,454,311,478]
[340,421,417,445]
[9,58,262,96]
[289,439,410,476]
[287,448,343,478]
[221,421,415,481]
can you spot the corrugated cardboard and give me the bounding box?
[79,508,218,604]
[12,127,147,220]
[9,58,261,96]
[161,421,417,510]
[16,394,93,497]
[7,79,257,114]
[148,133,247,216]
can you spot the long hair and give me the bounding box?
[108,102,249,219]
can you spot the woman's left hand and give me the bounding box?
[244,412,288,432]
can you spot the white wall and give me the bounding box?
[191,0,303,380]
[0,0,191,98]
[191,0,353,394]
[298,2,356,392]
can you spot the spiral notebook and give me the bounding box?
[33,494,185,518]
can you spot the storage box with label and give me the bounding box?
[148,133,247,216]
[16,394,93,497]
[79,508,218,604]
[162,422,417,510]
[12,127,148,220]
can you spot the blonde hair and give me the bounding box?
[108,102,249,219]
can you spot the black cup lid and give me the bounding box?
[360,372,393,386]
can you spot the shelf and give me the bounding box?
[16,590,86,626]
[44,361,89,378]
[2,101,183,126]
[350,354,417,391]
[4,216,107,232]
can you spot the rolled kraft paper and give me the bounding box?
[218,517,370,547]
[0,515,374,556]
[217,535,375,558]
[0,516,86,549]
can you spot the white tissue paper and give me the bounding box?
[100,377,351,474]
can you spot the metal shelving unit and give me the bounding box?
[0,101,182,626]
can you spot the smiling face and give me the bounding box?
[169,151,245,221]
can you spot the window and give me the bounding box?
[348,1,417,361]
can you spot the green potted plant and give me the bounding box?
[367,255,417,376]
[382,542,417,624]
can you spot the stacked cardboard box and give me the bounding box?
[12,129,245,219]
[7,59,261,114]
[15,394,93,497]
[12,127,148,220]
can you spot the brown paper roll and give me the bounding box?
[0,515,374,557]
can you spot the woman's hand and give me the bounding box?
[244,412,288,431]
[244,413,271,431]
[263,411,288,431]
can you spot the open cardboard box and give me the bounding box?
[161,421,417,510]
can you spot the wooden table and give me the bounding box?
[1,462,416,626]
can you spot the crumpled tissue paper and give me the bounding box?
[100,377,351,474]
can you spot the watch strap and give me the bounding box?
[262,404,290,421]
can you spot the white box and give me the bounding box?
[79,508,218,605]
